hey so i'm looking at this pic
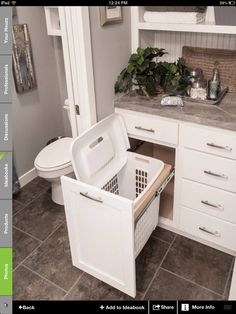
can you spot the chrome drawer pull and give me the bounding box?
[201,200,224,210]
[204,170,228,180]
[206,142,232,151]
[80,192,103,203]
[135,126,155,133]
[199,226,221,238]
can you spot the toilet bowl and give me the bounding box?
[34,137,74,205]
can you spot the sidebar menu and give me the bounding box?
[0,7,13,314]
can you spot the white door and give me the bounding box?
[59,6,97,137]
[61,176,136,297]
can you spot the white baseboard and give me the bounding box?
[19,167,38,187]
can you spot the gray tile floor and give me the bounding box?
[13,177,234,300]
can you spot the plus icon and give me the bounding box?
[100,305,105,310]
[19,305,23,310]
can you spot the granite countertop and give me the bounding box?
[114,93,236,132]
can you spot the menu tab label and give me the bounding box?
[0,151,12,199]
[0,200,12,247]
[0,56,11,103]
[0,104,11,150]
[0,248,12,296]
[0,7,11,54]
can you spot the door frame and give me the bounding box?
[59,6,97,137]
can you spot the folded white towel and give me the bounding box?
[143,11,206,24]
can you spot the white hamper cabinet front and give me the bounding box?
[61,114,172,297]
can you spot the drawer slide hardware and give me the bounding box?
[199,226,221,238]
[204,170,228,180]
[135,126,155,133]
[206,142,232,151]
[201,200,224,211]
[80,192,103,203]
[135,168,175,227]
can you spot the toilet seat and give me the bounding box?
[35,137,73,171]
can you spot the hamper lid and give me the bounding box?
[71,113,130,187]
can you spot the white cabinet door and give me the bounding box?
[61,176,136,297]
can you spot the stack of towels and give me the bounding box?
[143,6,207,24]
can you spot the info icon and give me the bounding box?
[181,304,189,311]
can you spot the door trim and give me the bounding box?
[59,6,97,136]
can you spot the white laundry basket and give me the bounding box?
[100,151,162,257]
[61,113,171,297]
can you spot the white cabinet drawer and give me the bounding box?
[120,112,178,145]
[182,149,236,193]
[181,125,236,160]
[180,206,236,252]
[181,179,236,224]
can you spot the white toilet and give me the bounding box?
[34,137,74,205]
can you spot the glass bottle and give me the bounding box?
[208,63,220,100]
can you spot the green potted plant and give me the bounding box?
[115,47,191,97]
[115,47,166,97]
[158,58,191,95]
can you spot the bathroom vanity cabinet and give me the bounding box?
[115,98,236,257]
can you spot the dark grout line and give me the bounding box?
[142,233,176,300]
[150,233,175,246]
[159,267,223,299]
[158,234,177,270]
[136,289,144,296]
[21,264,68,294]
[62,272,85,300]
[13,225,43,243]
[222,258,235,300]
[13,188,51,218]
[13,223,64,273]
[13,198,25,207]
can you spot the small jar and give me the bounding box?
[190,81,207,100]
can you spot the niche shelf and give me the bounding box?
[44,6,61,36]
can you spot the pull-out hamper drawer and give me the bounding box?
[61,162,172,298]
[180,206,236,252]
[62,112,173,298]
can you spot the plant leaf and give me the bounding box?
[137,55,144,65]
[127,64,134,74]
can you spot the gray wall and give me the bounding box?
[13,7,69,177]
[89,7,131,121]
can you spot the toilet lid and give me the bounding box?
[35,137,73,169]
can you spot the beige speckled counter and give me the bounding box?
[114,93,236,132]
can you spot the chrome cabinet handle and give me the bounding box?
[204,170,228,180]
[199,226,221,238]
[135,126,155,133]
[201,200,224,210]
[80,192,103,203]
[206,142,232,151]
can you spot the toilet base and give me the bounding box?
[51,181,64,205]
